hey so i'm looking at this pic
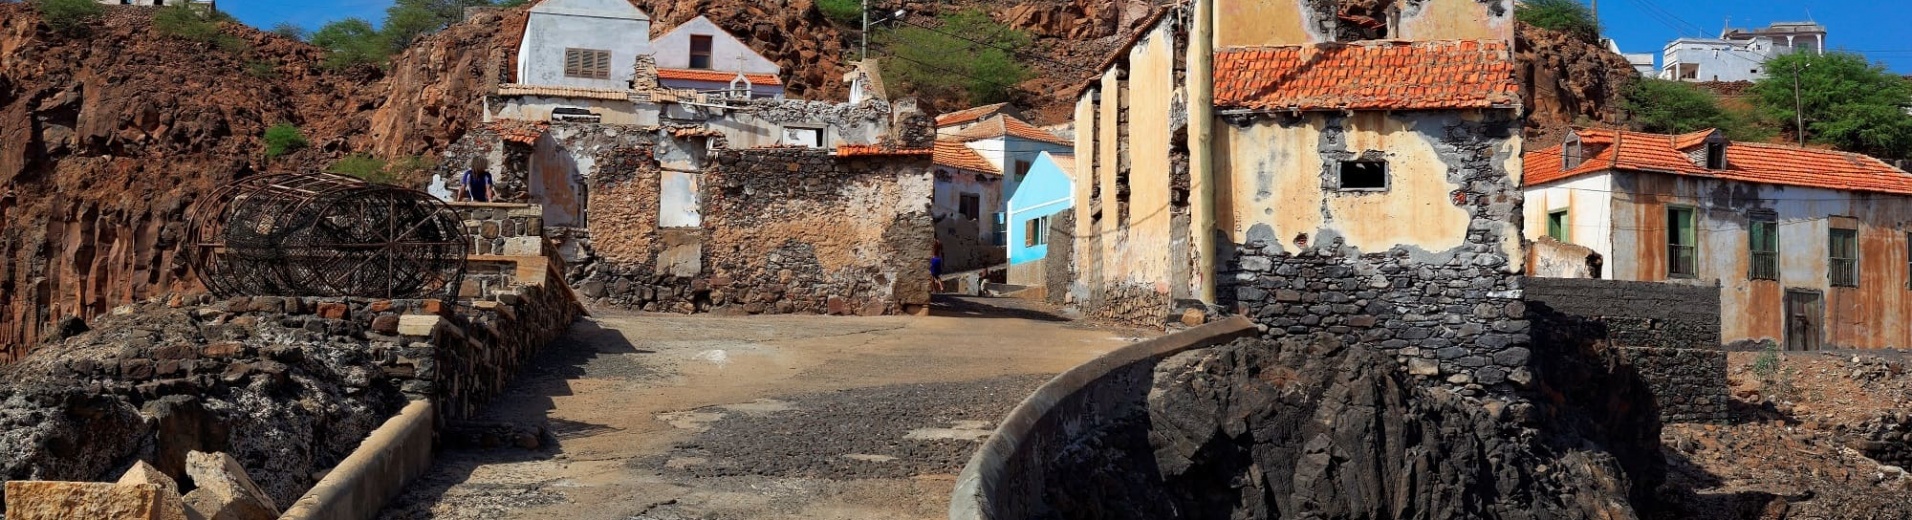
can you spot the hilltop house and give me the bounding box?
[516,0,652,90]
[1073,0,1527,390]
[1525,128,1912,351]
[1661,21,1826,82]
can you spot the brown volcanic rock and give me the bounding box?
[1517,23,1637,148]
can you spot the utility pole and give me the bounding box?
[1792,62,1807,147]
[861,0,870,61]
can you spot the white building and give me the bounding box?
[649,16,784,98]
[100,0,215,10]
[515,0,653,90]
[1660,21,1825,82]
[1603,38,1656,76]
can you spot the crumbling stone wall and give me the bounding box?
[1525,277,1729,423]
[575,148,933,314]
[453,203,545,256]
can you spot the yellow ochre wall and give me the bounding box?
[1214,0,1514,47]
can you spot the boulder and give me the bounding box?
[4,481,165,520]
[181,451,279,520]
[117,461,189,520]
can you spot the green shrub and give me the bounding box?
[879,10,1031,105]
[311,18,393,70]
[818,0,862,24]
[246,60,278,79]
[32,0,105,34]
[328,154,399,184]
[1516,0,1600,41]
[1751,52,1912,159]
[263,123,309,159]
[270,22,308,41]
[154,4,220,40]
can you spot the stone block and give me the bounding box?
[501,236,542,256]
[117,461,189,520]
[316,302,349,320]
[4,481,168,520]
[182,451,279,520]
[397,315,444,337]
[371,315,401,335]
[1407,358,1440,376]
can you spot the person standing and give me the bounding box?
[454,157,496,202]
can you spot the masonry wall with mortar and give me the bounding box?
[572,147,934,315]
[1524,277,1729,423]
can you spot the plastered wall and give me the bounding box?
[1213,0,1513,47]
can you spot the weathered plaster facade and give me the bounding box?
[1070,0,1527,393]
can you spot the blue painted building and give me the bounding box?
[1006,152,1075,287]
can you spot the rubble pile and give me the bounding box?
[0,299,412,511]
[1656,351,1912,519]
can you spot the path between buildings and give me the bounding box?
[381,296,1151,520]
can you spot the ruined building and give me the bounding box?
[453,0,935,316]
[1072,0,1528,391]
[1526,128,1912,351]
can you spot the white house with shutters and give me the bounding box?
[515,0,653,90]
[648,15,785,98]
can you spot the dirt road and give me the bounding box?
[381,297,1148,520]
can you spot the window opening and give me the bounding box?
[689,35,714,70]
[1750,220,1779,280]
[780,127,823,148]
[1668,207,1697,278]
[958,193,980,221]
[1547,209,1570,242]
[1338,160,1388,191]
[1013,160,1032,182]
[1026,216,1050,247]
[564,48,612,80]
[1563,134,1583,170]
[1705,142,1726,169]
[1831,228,1859,287]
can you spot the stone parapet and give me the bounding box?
[1525,277,1728,424]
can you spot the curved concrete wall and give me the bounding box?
[949,316,1257,519]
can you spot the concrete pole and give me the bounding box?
[1792,62,1807,147]
[861,0,870,62]
[1189,0,1218,305]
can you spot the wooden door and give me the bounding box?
[1785,290,1823,351]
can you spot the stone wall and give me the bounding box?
[1223,245,1530,396]
[572,147,934,315]
[1524,277,1728,423]
[450,202,544,256]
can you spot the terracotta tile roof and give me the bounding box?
[655,68,783,86]
[1213,40,1520,111]
[485,120,549,145]
[1524,128,1912,195]
[496,84,634,101]
[835,145,934,157]
[934,141,1001,175]
[935,102,1011,127]
[1047,153,1076,177]
[946,114,1072,146]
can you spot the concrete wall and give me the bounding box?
[516,0,652,89]
[1603,171,1912,350]
[280,400,436,520]
[650,16,779,74]
[948,317,1258,520]
[489,95,658,126]
[1524,277,1729,423]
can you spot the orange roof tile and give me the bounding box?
[835,145,933,157]
[1524,128,1912,195]
[485,120,549,145]
[934,141,1001,175]
[935,103,1012,127]
[656,68,783,86]
[946,115,1072,146]
[1213,40,1520,111]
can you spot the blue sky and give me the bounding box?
[224,0,1912,72]
[1588,0,1911,72]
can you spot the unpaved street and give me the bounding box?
[382,297,1147,520]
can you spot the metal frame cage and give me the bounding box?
[187,172,470,300]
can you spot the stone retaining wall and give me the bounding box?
[1223,245,1529,396]
[949,317,1257,520]
[1524,277,1729,423]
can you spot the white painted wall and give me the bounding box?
[967,136,1071,204]
[517,0,652,89]
[650,16,779,74]
[490,95,660,125]
[1522,172,1616,265]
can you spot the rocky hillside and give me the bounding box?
[1517,24,1636,148]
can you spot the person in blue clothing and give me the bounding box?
[930,239,945,293]
[454,157,496,202]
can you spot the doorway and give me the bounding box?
[1784,290,1823,351]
